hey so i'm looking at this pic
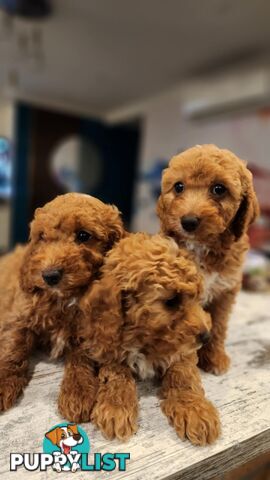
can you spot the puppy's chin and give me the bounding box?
[170,227,200,246]
[175,223,226,246]
[178,229,196,240]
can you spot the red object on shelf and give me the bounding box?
[249,224,270,249]
[250,165,270,215]
[248,164,270,249]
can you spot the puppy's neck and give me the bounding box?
[173,229,235,263]
[65,296,78,308]
[31,290,80,314]
[185,241,209,262]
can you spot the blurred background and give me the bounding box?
[0,0,270,290]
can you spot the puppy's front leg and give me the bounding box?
[160,356,220,446]
[58,350,98,423]
[91,364,138,441]
[199,287,238,375]
[0,322,34,411]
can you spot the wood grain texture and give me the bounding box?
[0,292,270,480]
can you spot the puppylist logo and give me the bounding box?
[10,423,130,473]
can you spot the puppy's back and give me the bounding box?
[0,245,26,315]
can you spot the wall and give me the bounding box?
[0,98,14,251]
[0,100,14,137]
[133,92,270,233]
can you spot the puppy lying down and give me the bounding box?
[79,233,221,446]
[0,193,124,419]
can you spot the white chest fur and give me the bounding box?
[50,332,66,359]
[185,241,209,259]
[201,269,239,306]
[127,349,180,380]
[201,272,222,304]
[127,350,155,380]
[185,241,238,306]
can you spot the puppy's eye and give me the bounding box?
[211,184,227,196]
[76,230,92,243]
[174,182,184,194]
[39,232,45,241]
[164,294,181,309]
[61,433,66,439]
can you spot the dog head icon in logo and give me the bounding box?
[43,423,90,472]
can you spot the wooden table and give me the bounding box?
[1,292,270,480]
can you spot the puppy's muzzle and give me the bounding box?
[42,269,63,286]
[197,331,211,346]
[181,216,200,233]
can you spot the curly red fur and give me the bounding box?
[0,193,124,417]
[157,144,259,374]
[80,233,220,445]
[91,364,138,441]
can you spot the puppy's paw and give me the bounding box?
[0,375,27,412]
[91,396,138,441]
[58,382,97,423]
[161,394,221,446]
[199,347,230,375]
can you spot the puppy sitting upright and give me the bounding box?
[157,144,259,374]
[80,233,220,446]
[0,193,124,419]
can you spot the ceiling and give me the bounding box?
[1,0,270,119]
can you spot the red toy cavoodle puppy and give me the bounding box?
[157,144,259,374]
[79,233,220,446]
[0,192,124,420]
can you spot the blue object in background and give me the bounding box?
[142,159,168,200]
[0,137,12,200]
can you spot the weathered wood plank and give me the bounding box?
[0,292,269,480]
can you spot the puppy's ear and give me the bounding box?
[82,276,133,320]
[230,165,260,240]
[156,164,173,233]
[80,275,124,355]
[45,427,59,445]
[156,193,164,220]
[19,215,38,292]
[105,205,125,250]
[81,276,136,357]
[156,193,169,235]
[19,244,35,293]
[230,196,249,240]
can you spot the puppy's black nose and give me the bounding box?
[42,269,63,286]
[181,216,200,232]
[73,434,81,441]
[198,331,211,346]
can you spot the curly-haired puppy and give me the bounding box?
[157,144,259,374]
[80,233,220,446]
[0,193,124,420]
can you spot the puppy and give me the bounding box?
[157,144,259,374]
[80,233,220,446]
[0,193,124,421]
[45,423,83,472]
